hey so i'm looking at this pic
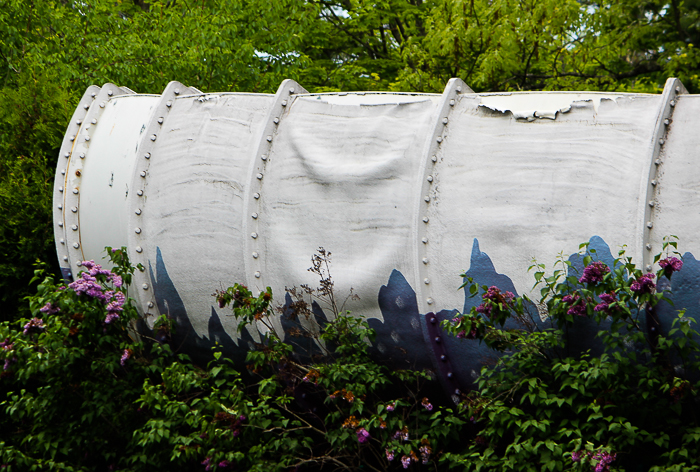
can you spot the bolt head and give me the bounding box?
[424,278,430,284]
[135,227,141,234]
[261,155,267,161]
[426,297,433,305]
[266,136,272,142]
[73,242,80,249]
[137,190,144,196]
[427,176,433,182]
[254,271,261,278]
[58,221,63,227]
[252,212,258,219]
[422,258,429,264]
[142,284,149,290]
[252,252,259,259]
[256,173,263,180]
[253,193,260,199]
[107,90,113,96]
[449,99,455,106]
[136,246,143,253]
[421,237,428,244]
[148,302,154,308]
[72,188,79,194]
[422,216,429,223]
[251,232,258,239]
[157,117,163,124]
[150,134,157,141]
[79,153,85,159]
[281,100,287,106]
[71,225,78,231]
[140,171,146,178]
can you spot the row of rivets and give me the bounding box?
[130,85,184,307]
[58,86,117,271]
[418,79,467,306]
[643,81,683,267]
[247,81,305,284]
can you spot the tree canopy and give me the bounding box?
[2,0,700,318]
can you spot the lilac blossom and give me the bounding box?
[385,449,395,462]
[23,318,45,335]
[562,294,587,316]
[0,339,12,350]
[356,427,370,444]
[401,455,411,469]
[591,451,617,472]
[120,349,131,366]
[386,403,395,412]
[631,273,656,294]
[571,450,583,462]
[659,257,683,274]
[39,302,60,315]
[218,460,231,468]
[579,261,610,284]
[421,397,433,411]
[201,457,212,471]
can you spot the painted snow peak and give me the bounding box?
[656,251,700,339]
[368,269,433,371]
[148,247,256,364]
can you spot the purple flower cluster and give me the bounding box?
[393,427,409,442]
[1,338,16,371]
[475,286,515,319]
[571,449,617,472]
[401,455,411,469]
[23,318,45,335]
[39,302,60,315]
[69,261,126,324]
[659,257,683,274]
[356,427,370,444]
[562,294,587,317]
[594,292,617,313]
[591,451,617,472]
[421,397,433,411]
[201,457,212,471]
[579,261,610,284]
[419,441,432,465]
[120,349,131,366]
[385,449,395,462]
[630,273,656,294]
[386,403,395,412]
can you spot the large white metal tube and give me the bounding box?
[53,78,700,392]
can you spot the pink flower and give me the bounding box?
[39,303,60,315]
[385,449,395,461]
[401,455,411,469]
[386,403,395,412]
[579,261,610,284]
[120,349,131,366]
[421,397,433,411]
[631,273,656,294]
[659,257,683,274]
[356,427,370,444]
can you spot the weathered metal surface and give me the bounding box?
[53,78,700,394]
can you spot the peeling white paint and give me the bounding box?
[479,92,626,121]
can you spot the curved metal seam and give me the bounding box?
[62,84,133,276]
[641,78,686,272]
[127,81,198,325]
[243,79,307,290]
[54,85,101,280]
[413,78,472,314]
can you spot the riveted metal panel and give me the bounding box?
[126,87,275,335]
[60,83,135,275]
[258,91,438,325]
[427,92,662,312]
[53,85,101,280]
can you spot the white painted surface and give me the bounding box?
[56,84,699,342]
[138,93,274,339]
[79,95,159,263]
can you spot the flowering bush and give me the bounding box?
[442,238,700,471]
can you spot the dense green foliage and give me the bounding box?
[1,243,700,471]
